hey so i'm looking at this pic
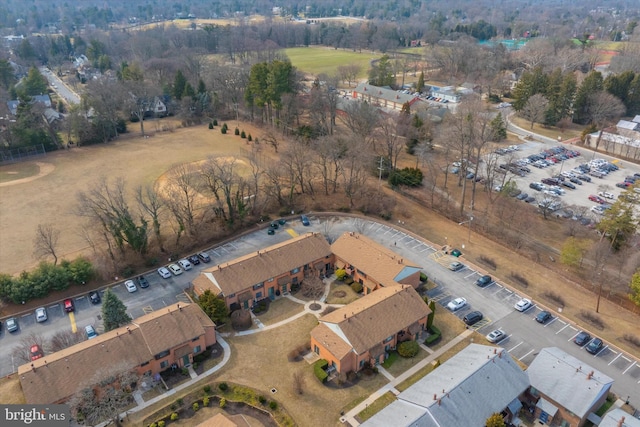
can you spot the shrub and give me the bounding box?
[150,423,157,427]
[158,421,165,427]
[542,291,566,308]
[335,268,347,280]
[258,395,267,404]
[269,401,278,410]
[192,402,199,412]
[420,272,428,282]
[398,340,419,357]
[181,367,188,376]
[425,325,441,345]
[350,282,363,293]
[579,310,605,330]
[388,167,424,187]
[208,122,213,129]
[241,130,246,138]
[170,413,178,421]
[176,398,183,407]
[219,382,228,392]
[213,119,218,126]
[479,256,497,270]
[248,134,252,141]
[509,272,529,288]
[220,398,226,408]
[623,334,640,348]
[221,127,227,134]
[344,277,354,285]
[234,127,240,135]
[313,359,329,383]
[203,396,210,406]
[203,385,211,394]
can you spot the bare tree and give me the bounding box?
[378,113,409,171]
[313,135,347,195]
[340,101,380,148]
[337,64,362,88]
[162,163,202,242]
[281,140,316,197]
[200,157,250,226]
[135,184,166,252]
[586,91,626,153]
[50,330,85,352]
[340,139,372,208]
[33,223,61,265]
[12,332,46,365]
[69,364,140,426]
[520,93,549,129]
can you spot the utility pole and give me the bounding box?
[378,156,384,186]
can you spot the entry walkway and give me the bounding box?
[341,329,473,427]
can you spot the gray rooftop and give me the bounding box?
[353,83,418,105]
[361,344,530,427]
[600,408,640,427]
[528,347,614,418]
[617,120,639,131]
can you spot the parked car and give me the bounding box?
[168,264,183,276]
[525,196,536,203]
[516,193,528,201]
[463,311,483,326]
[278,218,287,225]
[578,174,591,182]
[536,310,552,324]
[270,221,279,229]
[598,191,615,200]
[136,275,149,288]
[447,297,467,311]
[514,298,533,312]
[35,307,47,323]
[561,181,576,189]
[158,267,172,279]
[529,182,543,191]
[89,291,101,304]
[616,182,631,188]
[486,329,506,343]
[30,344,44,361]
[63,298,75,313]
[569,177,582,185]
[178,259,193,271]
[267,228,275,235]
[198,252,212,263]
[574,331,591,346]
[85,325,98,339]
[475,275,493,288]
[188,255,201,265]
[448,261,465,271]
[301,215,311,226]
[125,280,138,292]
[5,317,18,332]
[586,338,604,354]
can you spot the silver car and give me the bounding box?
[35,307,47,323]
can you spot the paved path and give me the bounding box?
[341,329,473,427]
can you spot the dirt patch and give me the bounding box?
[0,161,55,187]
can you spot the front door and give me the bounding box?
[182,354,190,366]
[268,287,275,300]
[243,300,249,309]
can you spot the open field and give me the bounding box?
[284,46,377,78]
[0,121,267,277]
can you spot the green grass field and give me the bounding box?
[284,46,377,78]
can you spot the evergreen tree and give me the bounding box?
[511,67,547,111]
[368,54,395,87]
[102,289,132,331]
[182,82,196,99]
[416,71,425,93]
[197,290,229,324]
[605,70,635,115]
[627,74,640,116]
[197,79,207,95]
[173,70,187,101]
[490,114,507,141]
[20,67,48,96]
[0,59,16,89]
[573,71,604,124]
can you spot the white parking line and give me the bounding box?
[464,272,477,279]
[622,361,636,375]
[501,290,514,299]
[568,332,580,341]
[519,349,536,361]
[609,353,623,366]
[492,284,504,294]
[508,342,523,352]
[556,323,571,334]
[544,317,559,327]
[621,355,632,363]
[594,345,608,357]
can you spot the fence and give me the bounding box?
[0,144,46,164]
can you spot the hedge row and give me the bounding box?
[313,359,329,383]
[424,325,441,345]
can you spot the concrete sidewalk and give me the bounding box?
[341,329,473,427]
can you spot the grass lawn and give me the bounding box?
[284,46,377,78]
[256,297,305,325]
[0,162,40,183]
[427,308,468,351]
[0,375,25,404]
[383,347,429,377]
[326,283,360,304]
[356,391,396,422]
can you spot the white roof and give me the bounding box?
[528,347,614,418]
[361,344,530,427]
[616,120,639,131]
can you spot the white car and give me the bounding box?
[447,297,467,312]
[486,329,506,343]
[125,280,137,292]
[35,307,47,323]
[591,205,605,215]
[178,259,193,271]
[514,298,533,312]
[168,263,183,276]
[598,191,615,200]
[85,325,98,339]
[158,267,171,279]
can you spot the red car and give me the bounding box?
[588,195,606,204]
[63,298,75,313]
[30,344,44,361]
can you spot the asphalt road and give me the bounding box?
[39,67,81,105]
[0,215,638,407]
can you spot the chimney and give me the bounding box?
[433,394,437,401]
[31,363,35,372]
[178,304,182,311]
[127,327,131,334]
[587,371,593,380]
[344,314,346,319]
[618,416,625,427]
[494,348,497,354]
[438,399,441,406]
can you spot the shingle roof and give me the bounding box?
[361,344,530,427]
[192,233,332,296]
[331,232,420,287]
[353,83,418,105]
[527,347,614,418]
[317,285,430,355]
[18,303,215,404]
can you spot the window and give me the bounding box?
[160,360,169,369]
[155,350,170,360]
[140,361,149,367]
[256,291,262,299]
[290,267,300,274]
[267,278,274,282]
[227,293,235,298]
[384,335,393,343]
[359,360,365,368]
[193,346,201,354]
[253,283,264,290]
[314,345,319,355]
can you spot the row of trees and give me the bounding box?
[0,258,93,304]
